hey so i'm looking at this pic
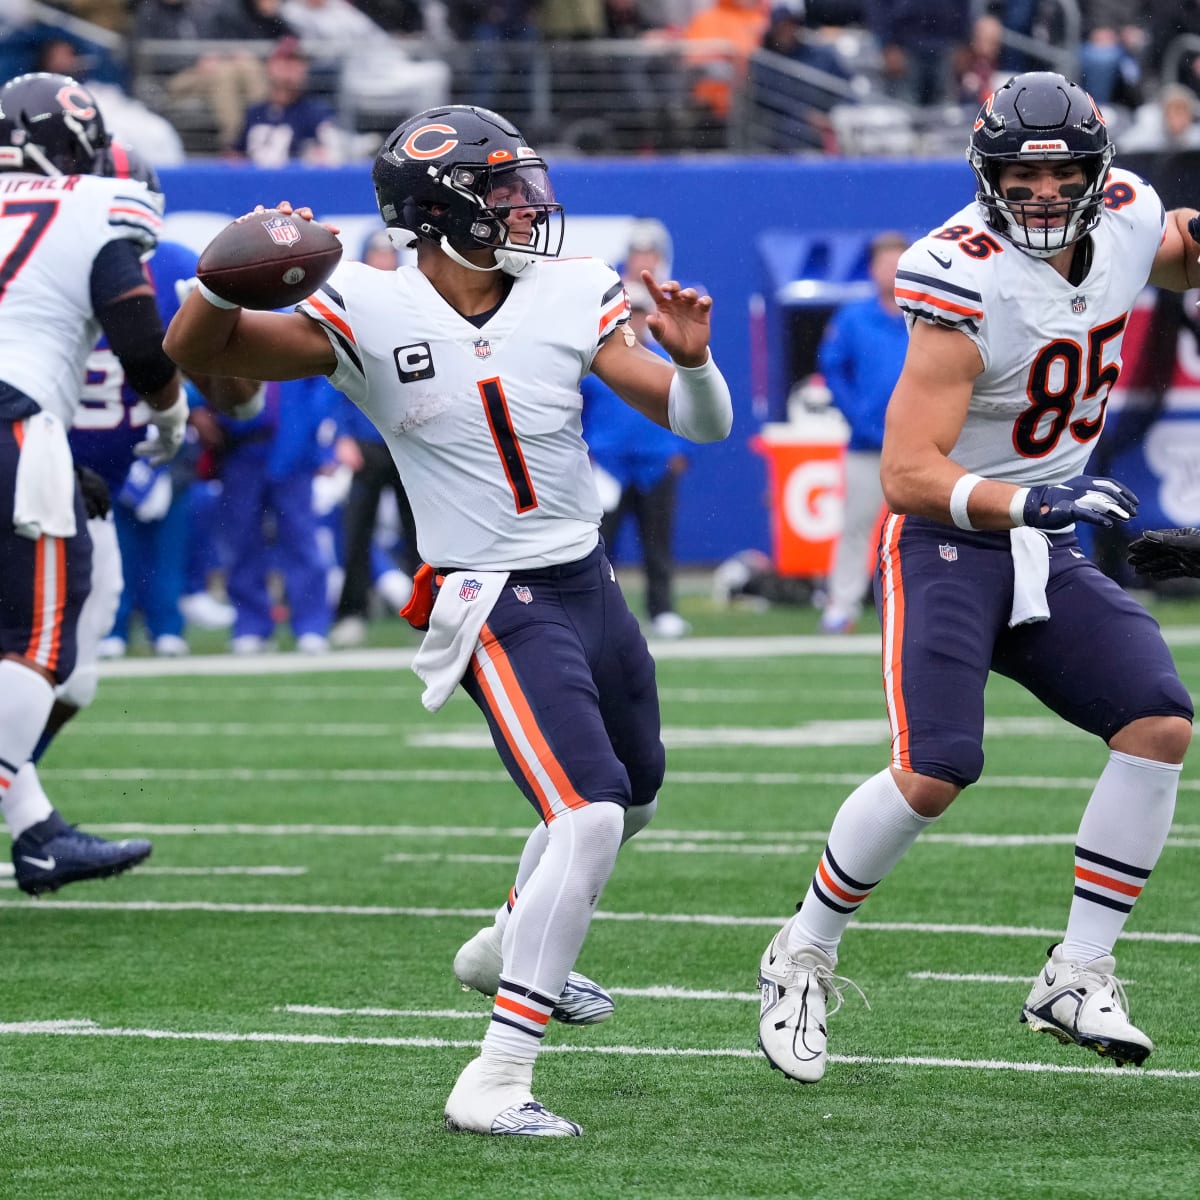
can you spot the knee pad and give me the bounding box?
[911,733,984,789]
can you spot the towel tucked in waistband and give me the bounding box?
[13,410,77,540]
[1008,526,1051,627]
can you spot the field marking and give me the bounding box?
[136,866,308,877]
[41,765,1200,796]
[385,853,520,865]
[906,971,1137,985]
[87,626,1200,681]
[282,1005,485,1020]
[0,1018,1196,1079]
[58,819,1200,853]
[0,897,1195,943]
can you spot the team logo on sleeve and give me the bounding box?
[394,342,435,383]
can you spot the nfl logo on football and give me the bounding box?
[459,578,482,602]
[263,215,301,246]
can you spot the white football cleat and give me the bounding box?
[453,924,615,1025]
[444,1055,582,1137]
[1021,943,1153,1066]
[758,913,864,1083]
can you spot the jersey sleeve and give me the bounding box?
[894,238,989,366]
[297,268,366,403]
[105,178,164,258]
[575,258,630,373]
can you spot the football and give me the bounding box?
[196,209,343,310]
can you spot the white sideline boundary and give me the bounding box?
[0,1019,1195,1079]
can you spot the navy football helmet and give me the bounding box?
[99,139,161,196]
[968,72,1114,258]
[0,72,110,176]
[372,105,563,275]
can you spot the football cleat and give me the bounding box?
[1020,943,1153,1066]
[453,924,615,1025]
[13,813,152,896]
[757,913,865,1083]
[444,1054,582,1137]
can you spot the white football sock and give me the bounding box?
[483,801,623,1062]
[2,761,54,837]
[1062,749,1180,964]
[0,661,55,807]
[790,768,936,960]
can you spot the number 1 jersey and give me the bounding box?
[299,256,630,571]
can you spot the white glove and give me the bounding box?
[135,390,189,466]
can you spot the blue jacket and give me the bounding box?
[817,295,909,453]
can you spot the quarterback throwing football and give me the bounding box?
[758,73,1197,1082]
[166,104,732,1137]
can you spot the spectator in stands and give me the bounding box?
[681,0,769,146]
[281,0,388,44]
[953,11,1004,108]
[815,230,909,636]
[1078,3,1144,108]
[161,0,296,152]
[862,0,968,107]
[1118,83,1200,152]
[231,35,345,165]
[446,2,542,125]
[1144,1,1200,92]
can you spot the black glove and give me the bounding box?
[1127,527,1200,580]
[1188,214,1200,245]
[1021,475,1138,530]
[75,464,111,521]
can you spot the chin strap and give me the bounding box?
[439,236,537,278]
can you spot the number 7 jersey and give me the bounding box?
[894,167,1163,485]
[299,256,629,571]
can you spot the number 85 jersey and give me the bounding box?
[300,256,629,571]
[894,166,1163,485]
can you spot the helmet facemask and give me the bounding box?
[968,72,1114,260]
[972,146,1113,258]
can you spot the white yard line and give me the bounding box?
[0,897,1194,943]
[0,1018,1195,1078]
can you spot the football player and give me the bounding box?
[758,72,1197,1081]
[165,104,732,1136]
[0,75,191,893]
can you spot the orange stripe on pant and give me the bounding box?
[1075,866,1144,898]
[470,624,588,823]
[880,514,910,771]
[26,534,66,673]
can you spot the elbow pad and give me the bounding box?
[101,292,178,396]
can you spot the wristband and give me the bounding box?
[949,473,983,531]
[197,280,240,311]
[666,352,733,443]
[1009,486,1031,528]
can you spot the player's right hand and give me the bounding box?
[1022,475,1138,529]
[1128,527,1200,580]
[135,390,189,466]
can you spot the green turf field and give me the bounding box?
[2,592,1198,1199]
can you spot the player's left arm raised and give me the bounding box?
[1147,208,1200,292]
[591,270,732,443]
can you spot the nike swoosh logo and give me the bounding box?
[927,250,953,269]
[20,854,56,870]
[1043,967,1056,987]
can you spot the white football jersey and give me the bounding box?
[895,167,1165,485]
[0,171,162,425]
[300,256,630,570]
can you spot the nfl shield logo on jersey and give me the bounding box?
[939,543,958,562]
[473,337,492,359]
[459,578,482,602]
[1071,294,1087,314]
[263,215,301,246]
[512,584,533,605]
